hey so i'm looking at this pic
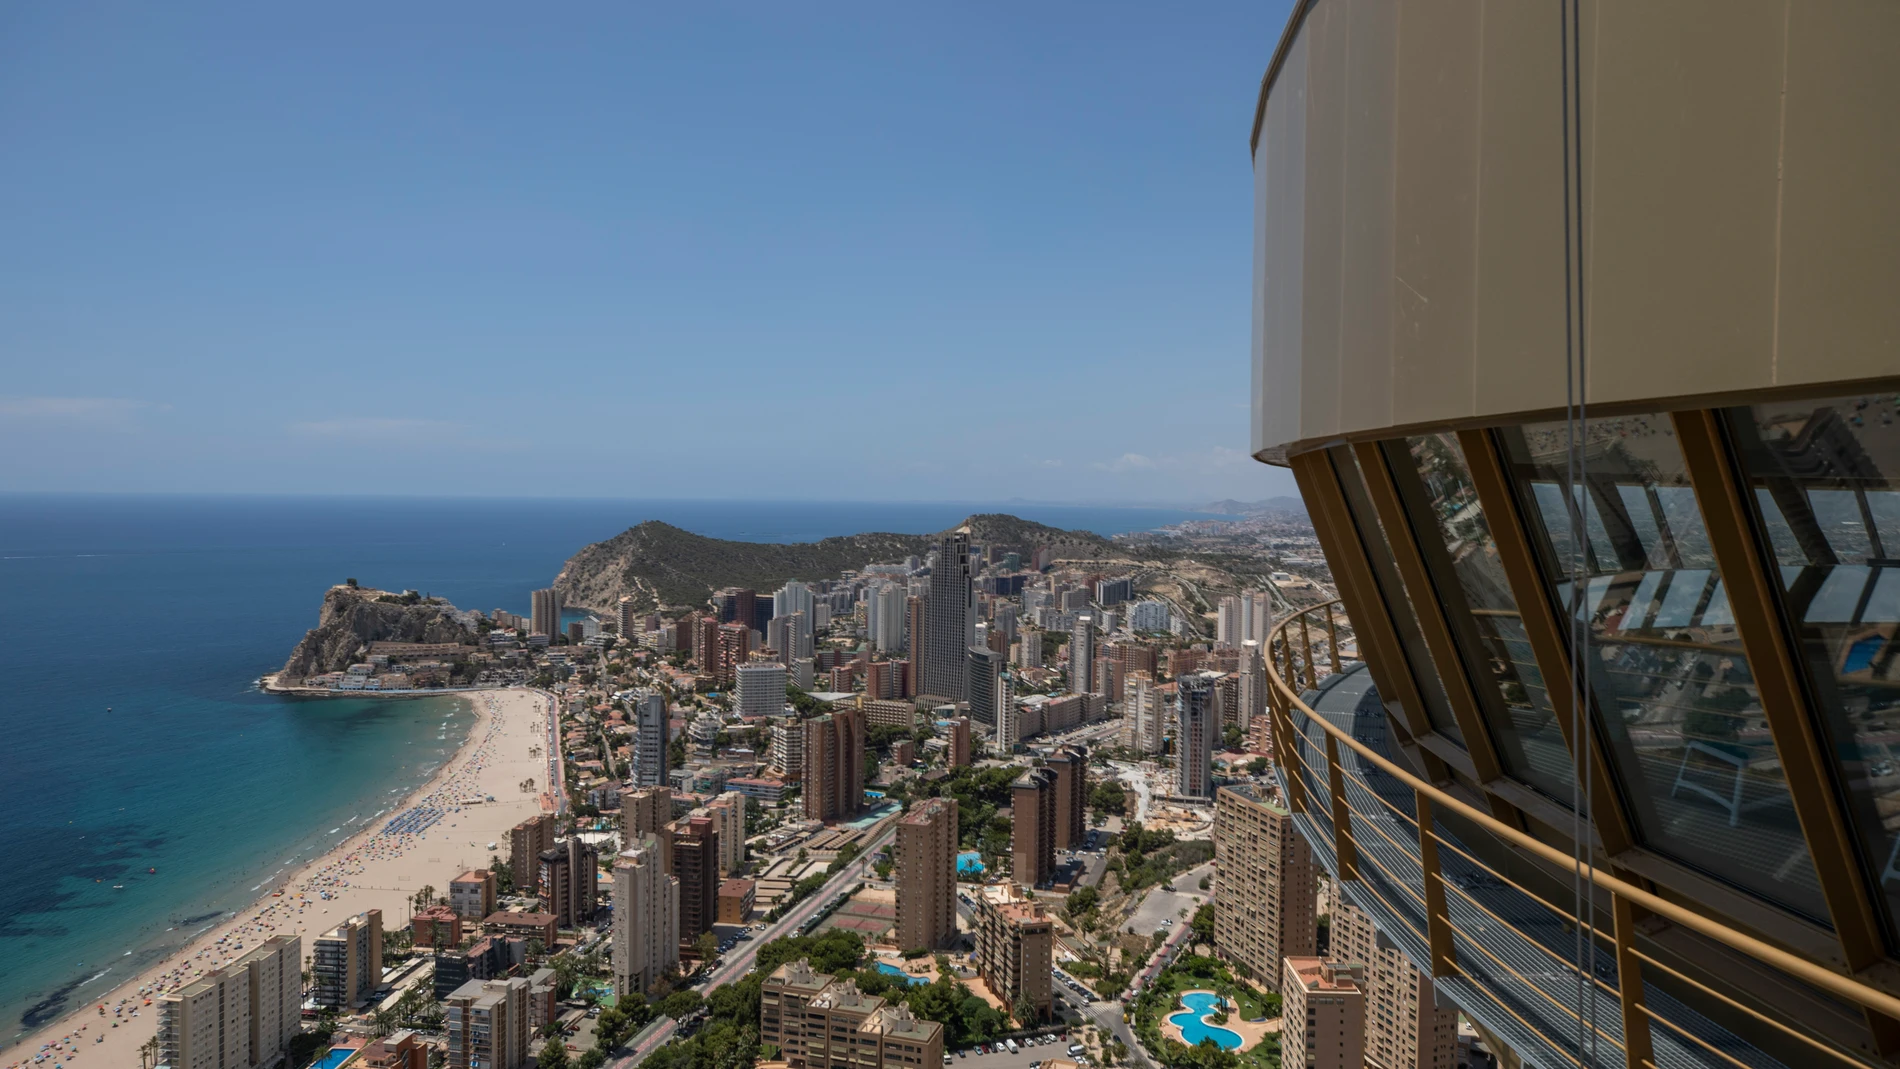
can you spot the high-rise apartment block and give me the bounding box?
[613,835,680,997]
[972,886,1053,1022]
[1129,600,1171,634]
[715,623,750,686]
[947,716,972,768]
[508,813,555,893]
[706,790,748,876]
[1016,626,1043,669]
[1045,746,1088,851]
[157,934,300,1069]
[771,722,804,781]
[1333,898,1457,1069]
[801,708,864,823]
[921,532,973,701]
[895,797,959,952]
[1122,673,1164,754]
[761,960,945,1069]
[538,837,599,929]
[906,595,928,673]
[530,588,564,638]
[693,617,721,674]
[620,784,674,865]
[446,977,531,1069]
[449,869,496,920]
[1281,959,1365,1069]
[1238,639,1264,732]
[312,909,383,1009]
[966,646,1003,728]
[1175,672,1217,799]
[1213,784,1316,991]
[1069,615,1094,696]
[629,691,668,788]
[736,661,788,720]
[1011,767,1057,888]
[868,582,908,652]
[671,813,720,941]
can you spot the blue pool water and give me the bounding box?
[1169,991,1242,1050]
[877,962,928,985]
[311,1048,356,1069]
[956,851,985,874]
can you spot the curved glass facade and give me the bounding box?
[1499,416,1827,922]
[1382,434,1575,805]
[1728,392,1900,945]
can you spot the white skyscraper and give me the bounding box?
[736,662,789,720]
[1247,591,1273,643]
[630,691,668,788]
[1069,615,1094,696]
[774,581,815,645]
[1216,596,1243,647]
[869,582,907,652]
[784,611,814,662]
[1122,674,1164,754]
[613,836,679,997]
[1130,600,1171,634]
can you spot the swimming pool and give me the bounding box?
[311,1048,357,1069]
[877,962,928,985]
[956,851,985,874]
[1168,991,1242,1050]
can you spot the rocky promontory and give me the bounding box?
[276,585,482,684]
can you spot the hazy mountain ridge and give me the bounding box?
[1197,496,1307,517]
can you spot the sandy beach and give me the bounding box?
[10,687,557,1069]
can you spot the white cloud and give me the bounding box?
[0,395,164,430]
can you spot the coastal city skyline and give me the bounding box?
[9,3,1889,1069]
[0,2,1296,505]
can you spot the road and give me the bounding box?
[697,819,899,991]
[606,1016,678,1069]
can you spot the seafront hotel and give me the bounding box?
[1249,2,1900,1067]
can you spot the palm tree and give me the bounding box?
[139,1036,160,1069]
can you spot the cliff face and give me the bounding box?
[552,514,1133,612]
[278,586,480,682]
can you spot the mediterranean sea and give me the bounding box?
[0,493,1215,1045]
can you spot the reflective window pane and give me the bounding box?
[1383,435,1575,803]
[1501,417,1827,923]
[1328,446,1466,746]
[1727,393,1900,944]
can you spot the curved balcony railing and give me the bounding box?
[1265,598,1900,1069]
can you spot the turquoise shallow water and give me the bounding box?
[1170,992,1242,1050]
[0,493,1219,1048]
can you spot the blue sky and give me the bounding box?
[0,1,1297,504]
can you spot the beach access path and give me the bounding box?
[8,687,553,1069]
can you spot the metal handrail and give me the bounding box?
[1268,598,1900,1025]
